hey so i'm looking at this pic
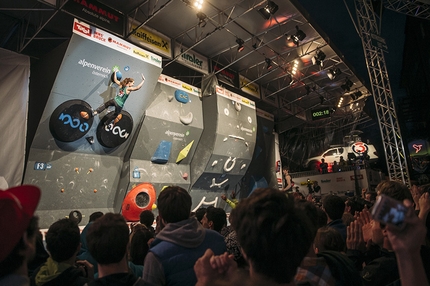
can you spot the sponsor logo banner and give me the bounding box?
[72,19,162,67]
[240,75,260,99]
[158,74,201,97]
[212,60,239,88]
[256,108,274,121]
[215,86,256,109]
[63,0,124,36]
[174,44,209,74]
[128,19,172,59]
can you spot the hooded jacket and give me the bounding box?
[142,217,226,286]
[31,257,88,286]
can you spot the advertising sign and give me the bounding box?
[240,75,260,99]
[63,0,124,36]
[174,44,209,74]
[128,19,172,59]
[211,60,239,88]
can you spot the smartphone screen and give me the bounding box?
[371,194,407,228]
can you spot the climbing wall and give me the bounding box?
[121,75,203,220]
[23,19,163,228]
[189,86,257,211]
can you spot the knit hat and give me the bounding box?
[0,185,41,262]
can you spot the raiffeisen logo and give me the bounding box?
[78,59,111,74]
[180,49,203,67]
[132,29,169,50]
[182,84,192,91]
[133,49,149,59]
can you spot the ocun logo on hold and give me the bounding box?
[104,124,130,139]
[78,59,111,74]
[59,113,89,132]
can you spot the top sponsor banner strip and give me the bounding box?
[216,86,255,109]
[212,60,239,88]
[63,0,124,36]
[256,108,274,121]
[72,19,162,68]
[128,19,172,59]
[240,75,260,99]
[174,44,209,75]
[157,74,201,97]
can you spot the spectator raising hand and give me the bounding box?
[347,220,366,253]
[357,208,373,243]
[385,199,429,286]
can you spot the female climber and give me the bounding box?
[81,72,145,125]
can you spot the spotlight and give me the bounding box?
[287,74,293,84]
[312,50,326,67]
[305,85,311,95]
[341,79,354,92]
[236,38,245,52]
[197,12,207,27]
[258,1,279,20]
[193,0,203,10]
[287,26,306,46]
[350,90,363,100]
[337,97,344,108]
[265,58,273,70]
[327,67,342,80]
[291,59,299,75]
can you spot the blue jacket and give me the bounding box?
[143,217,226,286]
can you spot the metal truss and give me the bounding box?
[354,0,410,185]
[384,0,430,19]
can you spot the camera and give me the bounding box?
[371,194,408,229]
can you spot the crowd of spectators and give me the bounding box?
[1,180,429,286]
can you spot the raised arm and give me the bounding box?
[113,71,121,86]
[128,73,145,92]
[386,200,429,286]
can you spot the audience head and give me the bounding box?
[342,212,355,227]
[46,218,81,262]
[376,180,413,202]
[129,225,153,265]
[345,197,364,215]
[314,226,346,253]
[295,200,319,237]
[0,185,41,276]
[157,186,191,223]
[89,211,103,223]
[201,207,227,232]
[87,213,129,265]
[322,195,345,221]
[365,191,377,203]
[195,207,206,224]
[231,188,314,284]
[139,210,155,228]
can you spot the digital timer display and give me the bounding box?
[311,108,331,120]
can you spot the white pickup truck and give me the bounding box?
[304,142,378,170]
